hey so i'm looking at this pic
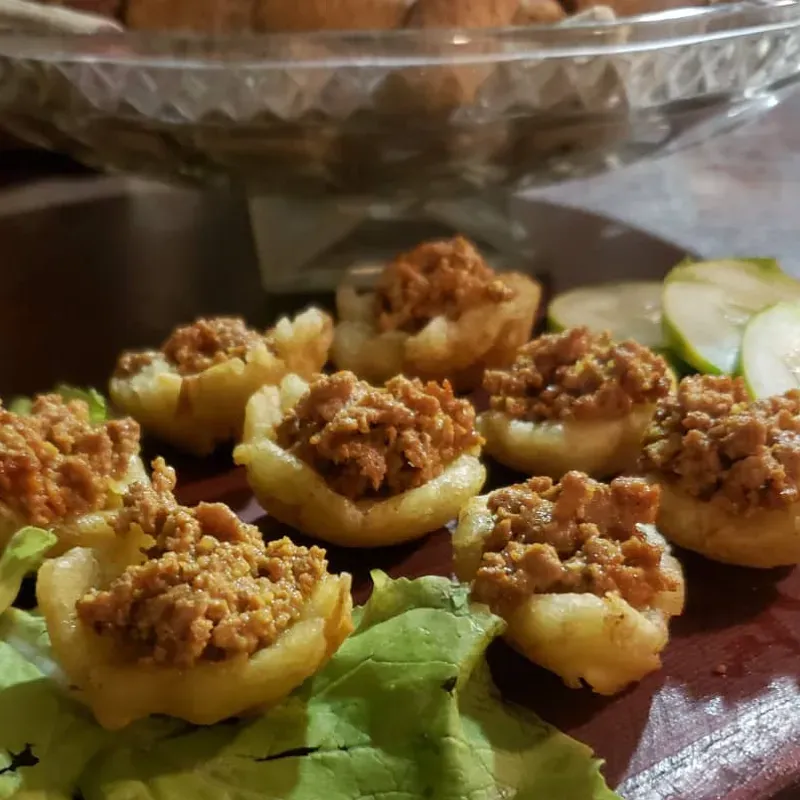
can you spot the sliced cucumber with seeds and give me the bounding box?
[548,281,665,349]
[662,258,800,375]
[741,302,800,398]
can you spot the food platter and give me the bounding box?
[3,176,800,799]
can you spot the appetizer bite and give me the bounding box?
[479,327,673,478]
[109,309,333,456]
[0,393,145,556]
[641,375,800,567]
[234,370,486,547]
[332,237,541,391]
[454,471,684,694]
[37,459,353,730]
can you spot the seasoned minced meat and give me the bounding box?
[640,374,800,512]
[115,316,267,378]
[483,327,672,422]
[473,471,676,612]
[375,237,515,334]
[276,371,482,500]
[77,459,327,667]
[0,395,140,527]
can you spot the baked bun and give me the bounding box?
[407,0,520,27]
[255,0,412,32]
[127,0,253,31]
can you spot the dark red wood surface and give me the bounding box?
[3,159,800,800]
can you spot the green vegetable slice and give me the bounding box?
[662,258,800,375]
[741,301,800,399]
[548,281,665,349]
[0,527,57,617]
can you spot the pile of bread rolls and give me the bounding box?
[42,0,704,33]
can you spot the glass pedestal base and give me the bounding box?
[247,192,533,293]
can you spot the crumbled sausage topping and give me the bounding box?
[77,459,328,667]
[472,471,676,612]
[0,395,140,527]
[374,236,515,334]
[115,316,268,378]
[276,371,482,501]
[114,351,157,379]
[640,375,800,512]
[483,327,671,422]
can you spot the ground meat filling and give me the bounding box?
[77,460,327,667]
[0,395,140,527]
[483,327,671,422]
[374,236,515,334]
[275,371,482,501]
[473,471,676,613]
[115,316,267,378]
[640,375,800,512]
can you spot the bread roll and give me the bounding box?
[407,0,520,27]
[514,0,566,22]
[256,0,412,31]
[571,0,694,14]
[126,0,253,31]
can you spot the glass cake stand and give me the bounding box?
[0,0,798,290]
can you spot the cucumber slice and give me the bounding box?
[662,259,800,375]
[548,281,664,348]
[741,301,800,398]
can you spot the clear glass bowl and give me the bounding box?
[1,1,798,289]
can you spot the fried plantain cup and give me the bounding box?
[652,482,800,568]
[37,462,353,730]
[0,393,147,557]
[234,372,486,547]
[479,327,674,479]
[109,308,333,456]
[641,375,800,568]
[453,473,685,695]
[332,238,541,392]
[477,405,657,479]
[0,457,148,557]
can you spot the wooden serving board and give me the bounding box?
[164,446,800,800]
[3,173,800,800]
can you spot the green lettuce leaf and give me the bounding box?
[7,385,108,423]
[0,612,184,800]
[0,613,106,800]
[6,396,32,416]
[0,527,57,616]
[0,610,66,687]
[52,385,108,424]
[459,660,619,799]
[79,573,619,800]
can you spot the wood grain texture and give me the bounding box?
[3,132,800,798]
